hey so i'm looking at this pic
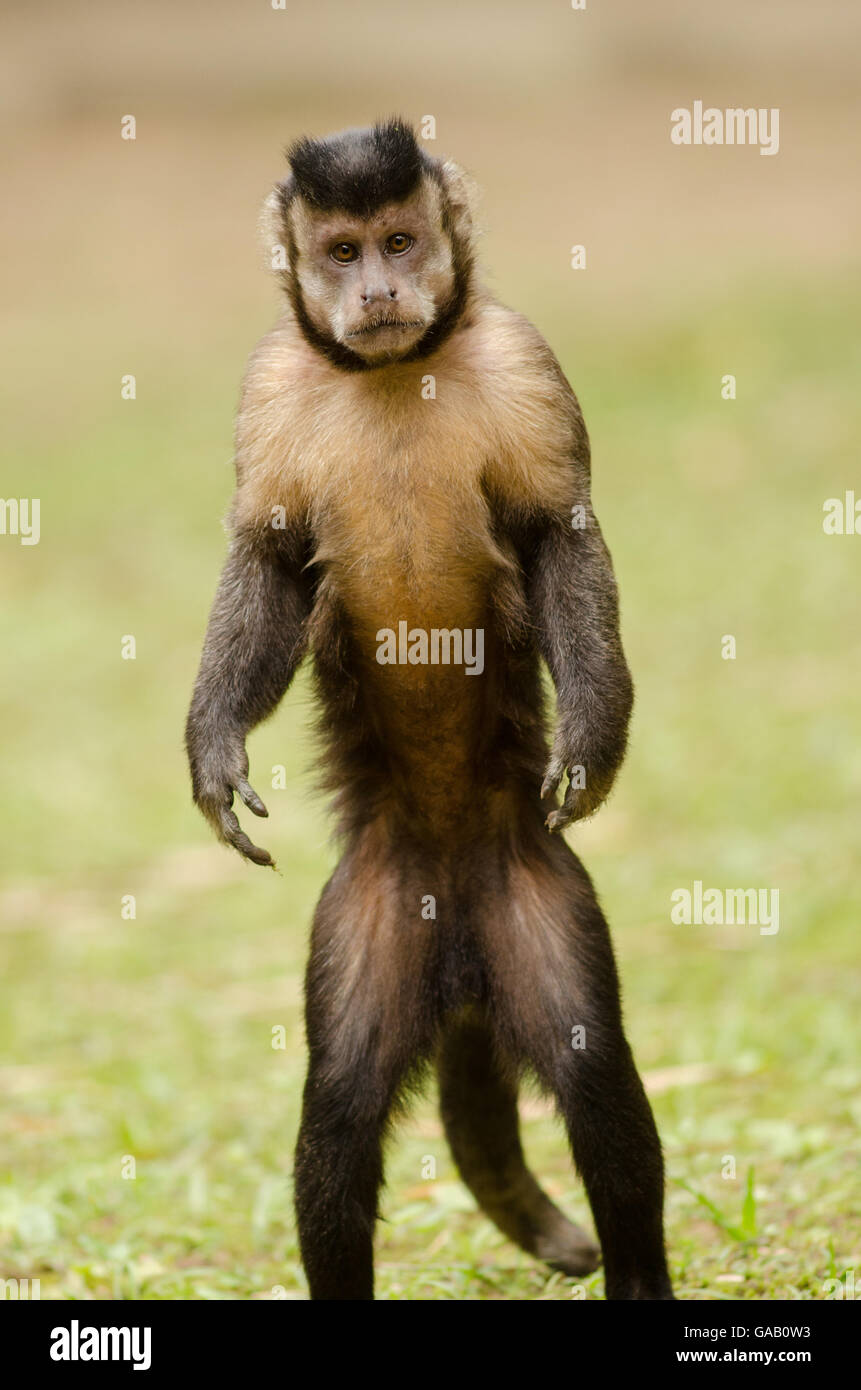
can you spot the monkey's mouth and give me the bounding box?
[346,315,425,339]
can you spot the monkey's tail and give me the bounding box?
[437,1010,600,1278]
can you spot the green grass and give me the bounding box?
[1,272,859,1299]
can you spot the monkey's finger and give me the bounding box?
[219,806,274,868]
[545,776,582,833]
[541,756,564,800]
[236,778,269,818]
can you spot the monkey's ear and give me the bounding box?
[439,159,482,246]
[259,184,294,289]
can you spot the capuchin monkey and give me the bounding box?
[185,118,673,1300]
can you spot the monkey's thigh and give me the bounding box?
[472,831,624,1076]
[303,835,439,1086]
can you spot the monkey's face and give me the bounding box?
[289,181,457,364]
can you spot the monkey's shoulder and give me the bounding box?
[457,299,590,512]
[234,317,320,463]
[231,317,338,526]
[460,299,580,414]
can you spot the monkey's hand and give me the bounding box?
[540,740,613,834]
[191,745,274,868]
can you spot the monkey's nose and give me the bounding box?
[360,287,397,305]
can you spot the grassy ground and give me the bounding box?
[1,0,859,1300]
[1,268,858,1299]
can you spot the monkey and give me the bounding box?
[185,118,673,1301]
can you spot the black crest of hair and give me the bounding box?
[286,118,434,221]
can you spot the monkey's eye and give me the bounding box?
[385,233,413,256]
[330,242,359,264]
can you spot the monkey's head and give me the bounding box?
[268,119,477,370]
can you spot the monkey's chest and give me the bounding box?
[317,469,498,641]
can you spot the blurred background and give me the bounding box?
[0,0,859,1299]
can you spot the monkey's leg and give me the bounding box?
[482,837,673,1300]
[294,842,435,1301]
[557,1031,672,1300]
[294,1060,394,1302]
[438,1011,600,1276]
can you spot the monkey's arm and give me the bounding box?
[527,500,634,832]
[185,519,311,866]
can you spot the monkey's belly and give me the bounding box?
[363,662,496,828]
[333,559,506,803]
